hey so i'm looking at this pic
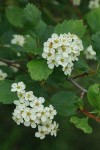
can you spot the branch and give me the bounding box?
[71,71,96,80]
[67,78,87,93]
[0,58,26,72]
[80,109,100,123]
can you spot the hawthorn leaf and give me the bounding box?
[27,59,53,81]
[6,6,23,27]
[54,20,86,37]
[87,84,100,110]
[70,116,92,134]
[51,91,77,116]
[86,8,100,33]
[0,80,17,104]
[92,32,100,58]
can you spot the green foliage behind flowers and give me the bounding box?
[0,0,100,147]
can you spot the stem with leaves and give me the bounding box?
[68,72,100,123]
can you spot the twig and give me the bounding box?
[67,78,87,93]
[80,91,86,98]
[0,58,26,72]
[80,109,100,123]
[71,71,96,80]
[0,58,23,64]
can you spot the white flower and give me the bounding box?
[38,97,45,103]
[37,109,48,122]
[45,105,57,119]
[24,121,30,127]
[50,121,59,137]
[30,98,44,111]
[35,126,46,139]
[11,82,26,92]
[30,120,37,128]
[0,69,7,80]
[47,59,59,69]
[89,0,100,9]
[12,115,23,125]
[11,35,25,46]
[72,0,81,6]
[25,91,34,101]
[42,33,83,76]
[17,90,25,100]
[62,62,73,76]
[84,45,96,60]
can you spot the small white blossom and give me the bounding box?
[89,0,100,9]
[11,82,26,92]
[0,69,7,80]
[25,91,34,101]
[72,0,81,6]
[50,121,59,137]
[84,45,96,60]
[35,126,46,139]
[11,35,25,46]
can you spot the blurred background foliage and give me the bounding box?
[0,0,100,150]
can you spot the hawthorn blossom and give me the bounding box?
[0,69,7,80]
[11,81,59,139]
[42,33,84,76]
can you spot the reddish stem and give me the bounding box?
[72,71,96,80]
[80,109,100,123]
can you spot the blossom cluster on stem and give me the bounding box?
[42,33,83,76]
[11,82,59,139]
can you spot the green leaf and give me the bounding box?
[87,84,100,110]
[23,36,42,54]
[74,97,84,110]
[54,20,86,37]
[70,116,92,134]
[27,59,53,81]
[5,6,23,27]
[51,91,77,116]
[30,20,47,38]
[0,80,17,104]
[23,3,46,38]
[23,3,41,25]
[86,8,100,33]
[41,26,54,43]
[11,44,25,53]
[82,34,91,49]
[92,32,100,58]
[23,37,37,53]
[74,58,89,72]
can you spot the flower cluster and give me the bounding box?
[72,0,81,6]
[42,33,84,76]
[11,34,25,57]
[11,35,25,47]
[89,0,100,9]
[84,45,96,60]
[11,82,59,139]
[0,69,7,80]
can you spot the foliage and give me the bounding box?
[0,0,100,148]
